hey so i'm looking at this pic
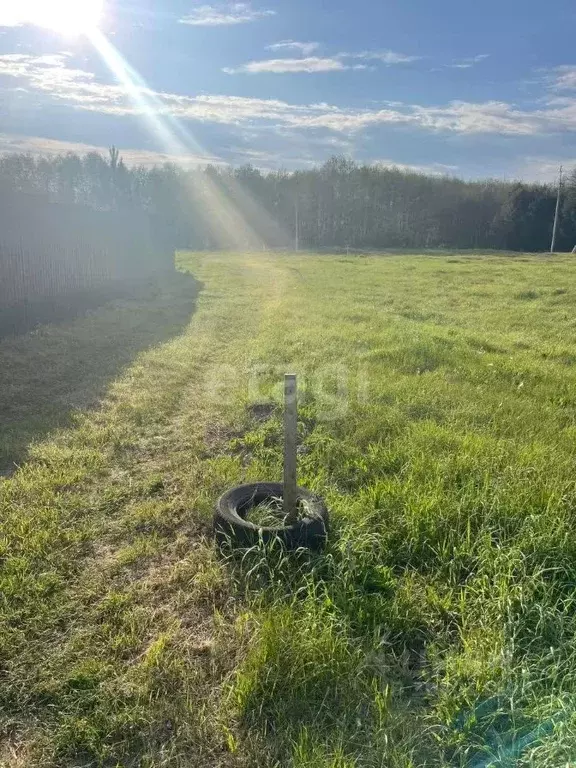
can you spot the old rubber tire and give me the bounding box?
[214,482,328,550]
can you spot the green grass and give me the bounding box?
[2,251,576,766]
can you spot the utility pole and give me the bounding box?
[551,166,563,253]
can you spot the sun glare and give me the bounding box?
[18,0,103,35]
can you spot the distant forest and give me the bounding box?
[2,150,576,253]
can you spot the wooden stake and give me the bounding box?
[283,374,298,523]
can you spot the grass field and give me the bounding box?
[2,250,576,767]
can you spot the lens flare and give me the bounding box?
[16,0,103,35]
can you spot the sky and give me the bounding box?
[0,0,575,181]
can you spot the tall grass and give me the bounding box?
[2,251,576,765]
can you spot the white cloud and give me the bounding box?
[410,100,541,135]
[344,50,421,64]
[552,66,576,91]
[447,54,490,69]
[0,133,221,166]
[179,2,274,26]
[224,57,346,74]
[222,145,320,170]
[266,40,320,56]
[0,53,129,111]
[225,48,420,75]
[374,158,458,175]
[508,156,575,183]
[2,53,576,138]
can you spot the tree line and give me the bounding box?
[1,149,575,252]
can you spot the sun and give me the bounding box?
[19,0,104,36]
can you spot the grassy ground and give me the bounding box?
[2,251,576,767]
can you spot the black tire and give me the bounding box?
[214,482,328,550]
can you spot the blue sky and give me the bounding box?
[1,0,575,180]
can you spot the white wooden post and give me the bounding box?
[283,374,298,523]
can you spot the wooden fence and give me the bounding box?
[0,192,173,312]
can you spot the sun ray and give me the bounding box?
[87,29,291,250]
